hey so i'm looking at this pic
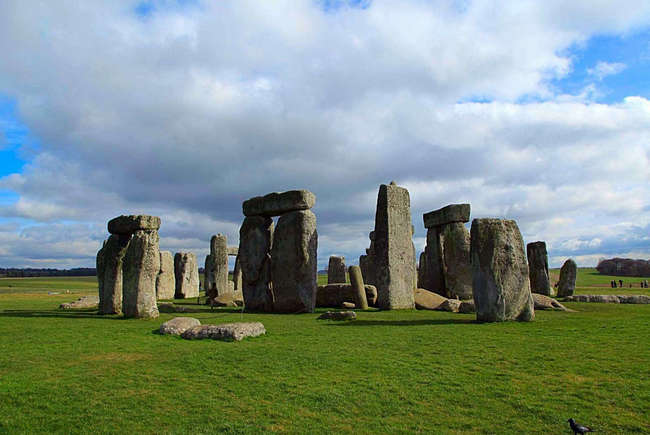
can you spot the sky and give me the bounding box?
[0,0,649,270]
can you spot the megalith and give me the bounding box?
[122,228,161,319]
[348,265,368,310]
[98,234,131,314]
[174,252,199,299]
[327,256,347,284]
[156,251,175,300]
[527,241,551,296]
[96,240,106,312]
[470,218,534,322]
[373,182,415,309]
[243,189,316,217]
[557,258,577,297]
[421,204,471,299]
[359,231,376,286]
[271,210,318,313]
[206,234,228,299]
[232,255,243,291]
[239,216,274,311]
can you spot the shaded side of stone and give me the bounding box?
[233,254,243,291]
[423,203,470,229]
[271,210,318,313]
[156,250,176,300]
[100,234,130,315]
[557,258,577,297]
[208,234,229,298]
[421,227,446,296]
[440,222,472,299]
[96,240,106,312]
[239,216,274,312]
[327,256,347,284]
[527,241,551,296]
[108,215,161,235]
[123,230,160,319]
[174,252,199,299]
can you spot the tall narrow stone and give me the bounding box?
[233,255,243,291]
[96,240,106,311]
[207,234,229,298]
[440,222,472,299]
[557,258,577,297]
[239,216,274,312]
[359,254,374,286]
[348,265,368,310]
[470,218,534,322]
[156,251,175,300]
[99,234,130,315]
[271,210,318,313]
[373,182,415,309]
[123,230,160,319]
[203,254,213,291]
[327,256,347,284]
[527,241,551,296]
[174,252,199,299]
[422,227,445,295]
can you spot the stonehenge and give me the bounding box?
[327,256,346,284]
[557,258,577,297]
[97,234,130,315]
[174,252,199,299]
[420,204,472,300]
[348,265,368,310]
[359,231,376,286]
[156,251,175,300]
[373,182,416,309]
[204,234,228,299]
[470,218,534,322]
[239,190,318,313]
[527,241,551,296]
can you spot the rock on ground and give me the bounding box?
[532,293,570,311]
[565,294,649,304]
[316,284,378,308]
[159,317,201,335]
[470,218,534,322]
[458,300,475,313]
[59,295,99,310]
[557,259,577,297]
[181,322,266,341]
[414,288,447,310]
[243,189,316,217]
[317,311,357,321]
[437,298,462,313]
[239,216,274,312]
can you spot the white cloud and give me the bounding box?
[587,61,627,80]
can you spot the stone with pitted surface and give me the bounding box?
[98,234,130,315]
[316,284,378,307]
[156,251,175,300]
[423,204,470,229]
[327,256,347,284]
[174,252,199,299]
[243,190,316,217]
[181,322,266,341]
[123,229,160,319]
[317,311,356,321]
[239,216,274,312]
[108,215,161,235]
[527,241,551,296]
[159,317,201,335]
[557,258,577,297]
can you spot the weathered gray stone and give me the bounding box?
[206,234,229,299]
[232,255,242,291]
[421,227,445,296]
[414,288,447,310]
[532,293,570,311]
[557,258,577,297]
[158,303,198,313]
[239,216,274,312]
[617,294,650,304]
[458,300,475,313]
[317,311,356,321]
[373,183,416,309]
[359,254,375,286]
[527,241,551,296]
[423,204,470,229]
[59,295,99,310]
[440,222,472,299]
[437,298,461,313]
[99,234,130,315]
[159,317,201,335]
[209,291,244,307]
[243,190,316,217]
[108,215,161,235]
[181,322,266,341]
[316,284,378,307]
[174,252,199,299]
[156,251,175,300]
[417,252,427,290]
[227,246,239,256]
[203,254,213,291]
[271,210,318,313]
[348,265,368,310]
[564,294,650,304]
[123,230,160,319]
[327,256,347,284]
[96,240,106,311]
[470,218,534,322]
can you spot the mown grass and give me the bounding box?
[0,271,648,434]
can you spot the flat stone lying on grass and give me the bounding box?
[438,298,462,313]
[159,317,201,335]
[565,294,650,304]
[207,292,244,307]
[59,295,99,309]
[317,311,357,321]
[181,322,266,341]
[316,284,378,307]
[532,293,571,311]
[414,288,447,310]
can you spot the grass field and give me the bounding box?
[0,269,648,433]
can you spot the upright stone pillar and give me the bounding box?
[98,234,130,315]
[123,228,160,319]
[203,254,213,291]
[327,256,346,284]
[359,231,376,286]
[348,265,368,310]
[557,258,577,297]
[527,241,551,296]
[373,182,415,309]
[470,218,534,322]
[239,216,274,311]
[174,252,199,299]
[207,234,229,298]
[96,240,106,311]
[271,210,318,313]
[440,222,472,299]
[233,255,243,291]
[156,251,175,300]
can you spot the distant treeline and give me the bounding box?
[0,268,97,278]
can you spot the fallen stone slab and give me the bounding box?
[458,300,475,314]
[59,295,99,310]
[159,317,201,335]
[414,288,447,310]
[617,294,650,304]
[316,284,378,307]
[208,292,244,308]
[243,190,316,217]
[423,203,470,229]
[317,311,357,321]
[181,322,266,341]
[565,294,649,304]
[532,293,571,311]
[157,303,204,313]
[436,298,461,313]
[108,215,161,235]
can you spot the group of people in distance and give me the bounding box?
[610,279,649,288]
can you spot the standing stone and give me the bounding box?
[233,255,243,291]
[440,222,472,299]
[271,210,318,313]
[470,218,534,322]
[174,252,199,299]
[527,241,551,296]
[348,265,368,310]
[96,240,106,311]
[239,216,274,312]
[99,234,130,315]
[373,182,416,309]
[327,256,347,284]
[207,234,229,298]
[557,258,577,297]
[422,227,445,296]
[156,251,175,300]
[203,254,213,291]
[123,230,160,319]
[417,251,427,289]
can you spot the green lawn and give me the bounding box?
[0,273,648,434]
[549,267,650,296]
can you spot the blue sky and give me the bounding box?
[0,1,648,269]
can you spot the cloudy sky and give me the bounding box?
[0,0,649,270]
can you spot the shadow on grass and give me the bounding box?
[325,318,476,327]
[0,309,119,320]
